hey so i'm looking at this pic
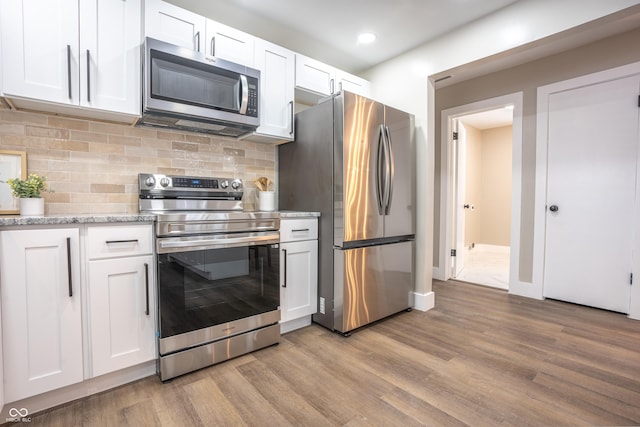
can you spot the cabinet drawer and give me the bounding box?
[280,218,318,242]
[87,224,153,260]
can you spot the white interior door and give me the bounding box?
[543,75,640,313]
[454,120,467,277]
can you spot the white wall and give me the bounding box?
[363,0,640,305]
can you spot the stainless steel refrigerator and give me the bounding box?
[279,91,415,334]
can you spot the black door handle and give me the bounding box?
[549,205,559,212]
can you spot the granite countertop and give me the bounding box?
[0,211,320,226]
[0,213,157,226]
[278,210,321,218]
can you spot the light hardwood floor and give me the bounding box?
[29,280,640,426]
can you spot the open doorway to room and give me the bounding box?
[438,92,523,292]
[451,109,513,289]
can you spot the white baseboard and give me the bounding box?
[508,280,543,300]
[280,316,312,334]
[413,291,435,312]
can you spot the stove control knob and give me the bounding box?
[160,177,170,187]
[231,179,242,190]
[220,180,229,189]
[144,176,156,187]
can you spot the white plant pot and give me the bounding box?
[20,198,44,216]
[258,191,275,211]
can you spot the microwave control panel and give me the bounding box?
[246,78,259,118]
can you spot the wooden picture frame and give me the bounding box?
[0,150,27,214]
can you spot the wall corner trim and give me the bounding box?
[413,291,435,312]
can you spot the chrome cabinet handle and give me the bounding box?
[330,78,335,94]
[289,101,294,135]
[194,31,200,52]
[66,237,73,297]
[105,239,139,244]
[210,36,216,56]
[282,248,287,287]
[86,49,91,102]
[144,263,150,316]
[67,45,72,99]
[291,228,309,232]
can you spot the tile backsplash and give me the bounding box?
[0,107,276,214]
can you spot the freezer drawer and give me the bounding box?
[333,240,414,333]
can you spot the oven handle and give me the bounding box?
[157,232,279,253]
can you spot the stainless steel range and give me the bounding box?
[139,173,280,381]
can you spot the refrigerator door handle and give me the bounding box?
[376,124,386,215]
[384,125,395,215]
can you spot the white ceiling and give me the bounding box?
[459,108,513,130]
[166,0,520,73]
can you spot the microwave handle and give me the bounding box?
[239,74,249,115]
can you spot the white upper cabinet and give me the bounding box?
[243,39,295,143]
[295,53,370,103]
[79,0,141,115]
[295,54,335,97]
[144,0,205,52]
[0,0,141,118]
[205,20,255,66]
[335,69,371,97]
[1,0,79,105]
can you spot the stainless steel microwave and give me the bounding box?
[137,37,260,137]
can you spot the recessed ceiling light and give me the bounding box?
[504,105,514,110]
[357,32,376,44]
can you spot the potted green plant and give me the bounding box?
[7,173,49,216]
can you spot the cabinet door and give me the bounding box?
[280,240,318,322]
[295,54,335,96]
[0,0,79,104]
[88,256,156,377]
[253,39,295,141]
[144,0,206,52]
[79,0,141,114]
[336,69,371,97]
[205,20,255,66]
[0,228,83,402]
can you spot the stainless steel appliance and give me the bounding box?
[137,37,260,137]
[139,173,280,381]
[279,91,415,334]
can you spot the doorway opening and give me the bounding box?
[437,92,523,294]
[451,109,513,289]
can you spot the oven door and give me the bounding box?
[156,231,280,355]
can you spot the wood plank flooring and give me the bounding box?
[29,280,640,426]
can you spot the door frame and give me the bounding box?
[436,92,524,293]
[534,61,640,319]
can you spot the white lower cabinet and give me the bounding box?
[279,218,318,332]
[88,256,155,377]
[0,228,83,402]
[87,224,156,377]
[0,223,156,404]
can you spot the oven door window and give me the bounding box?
[158,244,280,338]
